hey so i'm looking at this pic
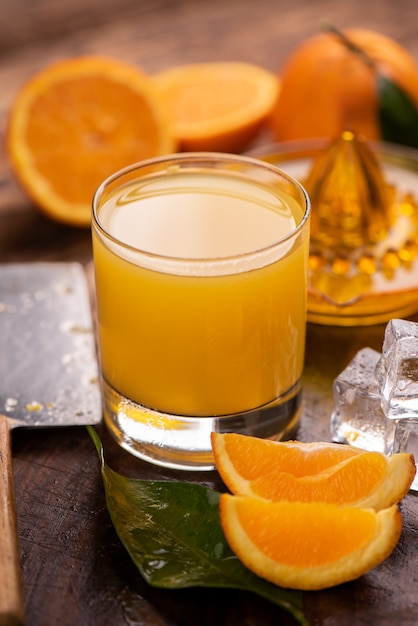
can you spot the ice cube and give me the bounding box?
[376,318,418,419]
[393,418,418,491]
[330,347,395,454]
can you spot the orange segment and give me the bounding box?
[220,495,402,590]
[211,433,416,509]
[6,56,176,227]
[153,62,280,152]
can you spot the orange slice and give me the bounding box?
[6,56,176,227]
[211,433,416,509]
[220,495,402,590]
[153,62,280,152]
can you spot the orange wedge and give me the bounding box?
[6,56,176,227]
[153,62,280,152]
[211,433,361,480]
[211,433,415,509]
[220,495,402,590]
[240,452,415,510]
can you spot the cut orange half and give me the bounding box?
[153,62,280,152]
[220,495,402,590]
[211,433,415,509]
[6,56,176,227]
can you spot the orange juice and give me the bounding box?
[92,154,310,469]
[92,153,309,470]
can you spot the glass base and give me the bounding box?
[102,378,302,471]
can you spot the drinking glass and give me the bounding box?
[92,153,310,470]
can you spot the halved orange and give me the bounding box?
[211,433,415,509]
[153,62,280,152]
[6,56,176,227]
[220,495,402,590]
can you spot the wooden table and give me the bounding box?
[1,1,418,624]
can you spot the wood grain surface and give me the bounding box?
[1,1,418,624]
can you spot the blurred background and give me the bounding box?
[1,0,418,238]
[1,0,417,100]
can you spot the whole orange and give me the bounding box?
[270,28,418,144]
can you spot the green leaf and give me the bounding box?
[87,426,308,625]
[378,74,418,148]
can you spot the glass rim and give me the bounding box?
[92,151,311,266]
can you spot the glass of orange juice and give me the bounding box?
[92,153,310,470]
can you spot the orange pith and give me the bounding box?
[270,28,418,143]
[220,495,402,590]
[211,433,416,510]
[154,62,280,152]
[6,56,176,227]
